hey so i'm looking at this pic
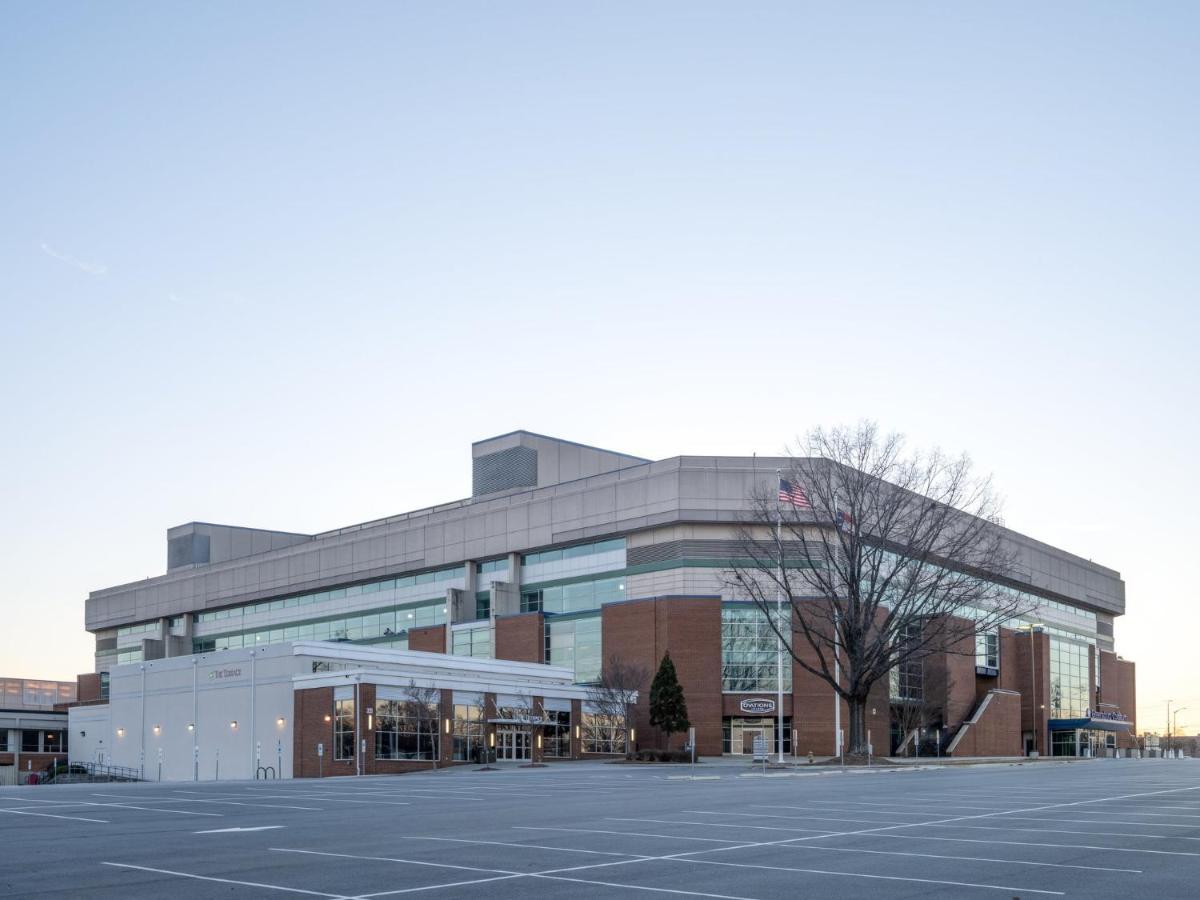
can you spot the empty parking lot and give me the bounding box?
[2,759,1198,898]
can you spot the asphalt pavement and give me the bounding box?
[2,757,1198,898]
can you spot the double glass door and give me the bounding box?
[496,727,531,761]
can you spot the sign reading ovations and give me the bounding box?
[739,697,776,715]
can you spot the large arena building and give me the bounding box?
[70,431,1137,780]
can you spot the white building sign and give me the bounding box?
[739,697,776,715]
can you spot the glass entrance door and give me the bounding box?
[730,721,774,755]
[496,727,531,761]
[741,729,763,754]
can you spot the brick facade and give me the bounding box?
[949,689,1022,757]
[1099,649,1137,749]
[602,596,724,754]
[495,612,544,663]
[408,624,447,654]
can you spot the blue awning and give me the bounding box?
[1049,716,1132,732]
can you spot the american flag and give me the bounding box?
[778,478,811,508]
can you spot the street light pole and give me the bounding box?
[1167,699,1174,756]
[774,483,784,766]
[1025,624,1045,756]
[1172,708,1187,757]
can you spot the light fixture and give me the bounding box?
[153,724,161,735]
[117,728,125,737]
[489,732,495,748]
[630,728,636,742]
[444,718,451,734]
[277,716,286,727]
[537,734,542,749]
[324,714,332,723]
[187,723,195,731]
[230,720,238,729]
[574,725,580,739]
[367,713,373,730]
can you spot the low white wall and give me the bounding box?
[70,645,303,782]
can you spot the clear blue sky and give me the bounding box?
[2,3,1196,730]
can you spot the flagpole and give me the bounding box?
[833,491,842,762]
[775,469,784,765]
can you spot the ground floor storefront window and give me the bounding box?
[375,699,438,760]
[452,703,485,762]
[581,712,626,754]
[1052,728,1118,757]
[543,709,571,758]
[723,716,791,755]
[334,697,355,760]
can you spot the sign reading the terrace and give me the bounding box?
[739,698,776,715]
[208,668,243,681]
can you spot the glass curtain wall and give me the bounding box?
[721,605,793,692]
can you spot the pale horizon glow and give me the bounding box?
[1,3,1196,733]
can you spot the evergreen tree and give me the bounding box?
[648,651,690,749]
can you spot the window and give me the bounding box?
[43,730,66,752]
[476,559,507,575]
[0,731,7,752]
[191,567,462,624]
[22,730,41,753]
[452,703,485,762]
[521,538,625,568]
[1050,637,1090,718]
[581,712,626,754]
[99,672,110,701]
[890,622,924,701]
[475,592,491,620]
[192,599,448,655]
[451,625,492,659]
[116,649,142,665]
[542,709,571,758]
[334,698,356,760]
[545,615,602,683]
[375,699,439,760]
[975,630,999,671]
[117,622,158,638]
[720,605,793,692]
[522,576,625,616]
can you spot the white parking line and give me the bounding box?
[675,856,1065,895]
[937,822,1200,842]
[272,847,526,876]
[517,825,742,844]
[0,807,109,824]
[607,817,835,834]
[778,839,1142,872]
[444,825,1139,874]
[953,814,1200,830]
[101,862,352,898]
[761,803,934,821]
[685,809,891,826]
[401,835,654,858]
[273,842,1065,898]
[875,832,1200,856]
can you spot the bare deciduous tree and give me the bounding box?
[587,655,648,757]
[726,422,1031,757]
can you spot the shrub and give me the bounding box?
[632,748,697,763]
